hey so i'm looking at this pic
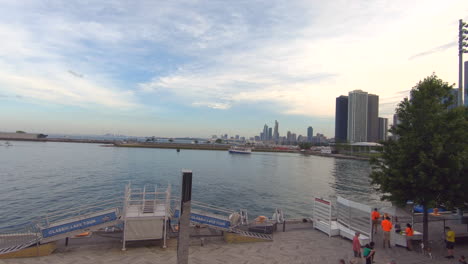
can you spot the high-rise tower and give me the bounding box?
[367,94,379,142]
[273,120,279,141]
[307,126,313,142]
[378,117,388,141]
[335,95,348,142]
[347,90,368,143]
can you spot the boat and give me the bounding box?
[228,146,252,154]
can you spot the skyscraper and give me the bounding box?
[335,95,348,142]
[262,124,268,141]
[347,90,368,143]
[378,117,388,141]
[273,120,279,142]
[307,126,313,142]
[367,94,379,142]
[268,127,272,141]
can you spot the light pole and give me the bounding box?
[458,19,468,106]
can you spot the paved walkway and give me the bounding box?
[0,223,466,264]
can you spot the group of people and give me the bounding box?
[372,208,462,260]
[371,208,414,250]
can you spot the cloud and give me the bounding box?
[68,70,84,78]
[1,0,467,137]
[408,42,456,60]
[0,67,136,109]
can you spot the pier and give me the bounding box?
[1,171,467,263]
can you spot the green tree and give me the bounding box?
[215,138,223,144]
[298,142,312,150]
[370,74,468,247]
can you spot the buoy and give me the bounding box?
[75,231,90,237]
[255,216,267,223]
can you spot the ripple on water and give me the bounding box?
[0,142,383,225]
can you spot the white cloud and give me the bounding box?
[1,0,467,136]
[138,0,467,120]
[0,67,136,109]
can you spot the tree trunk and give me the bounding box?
[422,204,429,249]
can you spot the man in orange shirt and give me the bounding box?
[371,208,380,234]
[405,223,414,251]
[381,216,392,248]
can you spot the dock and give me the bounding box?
[1,221,466,264]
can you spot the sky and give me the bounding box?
[0,0,467,138]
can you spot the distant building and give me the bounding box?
[273,120,279,142]
[268,127,272,141]
[378,117,388,142]
[335,96,348,142]
[312,133,327,145]
[262,124,269,141]
[307,126,313,142]
[367,94,379,142]
[347,90,368,143]
[291,133,297,143]
[0,132,47,140]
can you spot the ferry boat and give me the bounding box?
[228,146,252,154]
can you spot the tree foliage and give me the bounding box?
[298,142,312,150]
[370,74,468,246]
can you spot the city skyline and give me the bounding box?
[0,1,467,138]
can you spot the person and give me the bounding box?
[339,259,346,264]
[381,216,392,248]
[362,242,375,264]
[353,232,362,257]
[371,208,380,234]
[445,226,455,259]
[405,223,414,251]
[459,255,467,264]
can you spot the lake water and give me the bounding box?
[0,141,383,227]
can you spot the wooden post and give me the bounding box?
[283,220,286,232]
[65,237,69,246]
[177,170,192,264]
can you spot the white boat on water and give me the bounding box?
[228,146,252,154]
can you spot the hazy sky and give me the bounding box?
[0,1,467,138]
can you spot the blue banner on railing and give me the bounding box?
[174,210,230,229]
[41,211,117,238]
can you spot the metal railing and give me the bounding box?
[35,198,123,228]
[0,222,40,255]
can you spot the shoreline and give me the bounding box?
[1,138,370,161]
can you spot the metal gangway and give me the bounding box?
[171,199,275,241]
[0,198,122,255]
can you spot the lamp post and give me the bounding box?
[458,19,468,106]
